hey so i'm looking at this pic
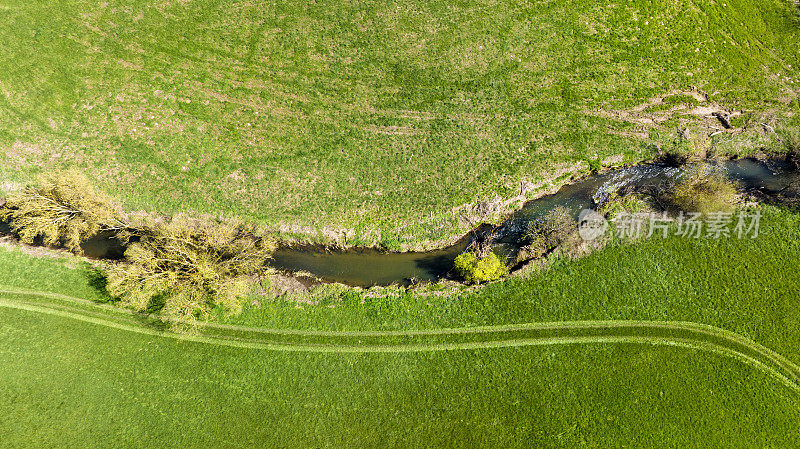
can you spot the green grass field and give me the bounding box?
[1,204,799,446]
[1,300,800,447]
[2,0,799,247]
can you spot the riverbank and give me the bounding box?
[266,153,800,287]
[2,152,798,294]
[2,204,799,363]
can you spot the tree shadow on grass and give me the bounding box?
[81,264,170,332]
[82,264,115,303]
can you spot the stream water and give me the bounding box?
[1,158,797,288]
[270,158,799,287]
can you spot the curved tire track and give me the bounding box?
[1,287,799,394]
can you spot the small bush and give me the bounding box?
[587,158,603,174]
[688,135,712,157]
[778,127,800,154]
[453,251,507,284]
[667,164,739,214]
[661,132,710,166]
[524,206,577,257]
[0,171,126,253]
[599,192,650,219]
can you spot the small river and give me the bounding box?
[2,158,797,288]
[270,158,799,287]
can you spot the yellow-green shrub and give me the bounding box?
[105,214,276,325]
[667,164,739,214]
[453,251,507,284]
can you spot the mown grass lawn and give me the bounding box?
[2,0,799,247]
[1,305,799,448]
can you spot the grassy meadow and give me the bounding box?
[2,0,799,247]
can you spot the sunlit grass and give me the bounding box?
[1,305,799,447]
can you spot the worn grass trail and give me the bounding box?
[2,287,798,395]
